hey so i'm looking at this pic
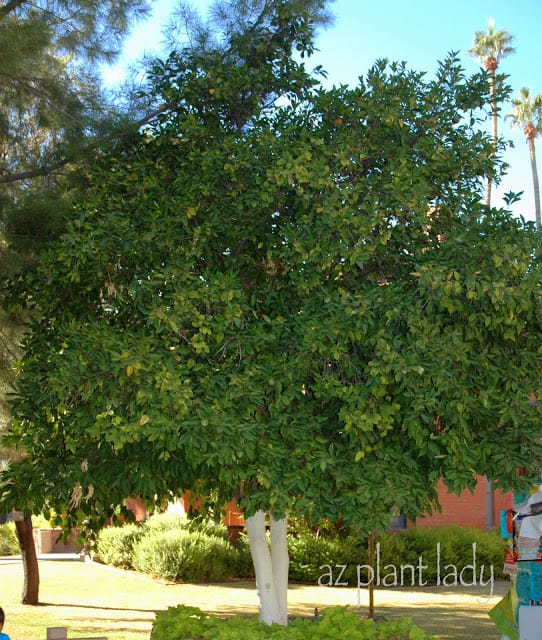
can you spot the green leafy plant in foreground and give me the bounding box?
[151,605,437,640]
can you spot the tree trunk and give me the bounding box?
[245,510,289,625]
[14,514,40,604]
[269,514,288,621]
[485,165,492,207]
[486,71,498,208]
[528,137,541,231]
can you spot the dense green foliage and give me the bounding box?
[2,0,542,555]
[132,529,241,582]
[0,0,152,473]
[95,523,142,569]
[151,605,436,640]
[0,522,18,555]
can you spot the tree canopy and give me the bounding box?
[2,2,542,543]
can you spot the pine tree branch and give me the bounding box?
[0,163,64,185]
[0,104,169,184]
[0,0,26,18]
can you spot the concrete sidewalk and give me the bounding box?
[0,552,85,563]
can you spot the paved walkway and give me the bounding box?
[0,553,84,563]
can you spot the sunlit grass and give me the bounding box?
[1,557,507,640]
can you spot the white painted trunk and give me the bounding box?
[245,510,289,625]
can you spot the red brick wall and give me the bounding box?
[415,477,512,529]
[128,480,512,532]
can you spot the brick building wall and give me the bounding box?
[415,476,512,529]
[127,478,513,532]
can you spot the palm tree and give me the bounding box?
[507,87,542,231]
[468,20,515,207]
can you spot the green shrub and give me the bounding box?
[231,533,255,579]
[139,512,231,538]
[286,526,506,586]
[140,513,188,535]
[184,514,229,539]
[288,532,362,585]
[32,513,53,529]
[95,513,247,580]
[151,604,436,640]
[0,523,19,555]
[95,523,142,569]
[132,529,240,582]
[133,529,188,580]
[376,526,507,583]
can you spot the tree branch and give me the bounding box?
[0,0,26,18]
[0,104,170,185]
[0,162,65,185]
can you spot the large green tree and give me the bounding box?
[3,2,542,624]
[468,19,515,207]
[507,86,542,231]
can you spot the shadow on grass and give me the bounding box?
[38,602,158,613]
[372,604,500,640]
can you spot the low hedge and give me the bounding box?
[132,529,241,582]
[289,525,506,587]
[288,531,362,585]
[375,526,507,584]
[95,513,250,582]
[95,514,507,586]
[151,604,436,640]
[95,523,142,569]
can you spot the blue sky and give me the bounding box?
[103,0,542,224]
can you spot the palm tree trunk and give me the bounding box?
[486,72,498,207]
[528,137,541,231]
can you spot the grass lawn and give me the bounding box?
[1,556,508,640]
